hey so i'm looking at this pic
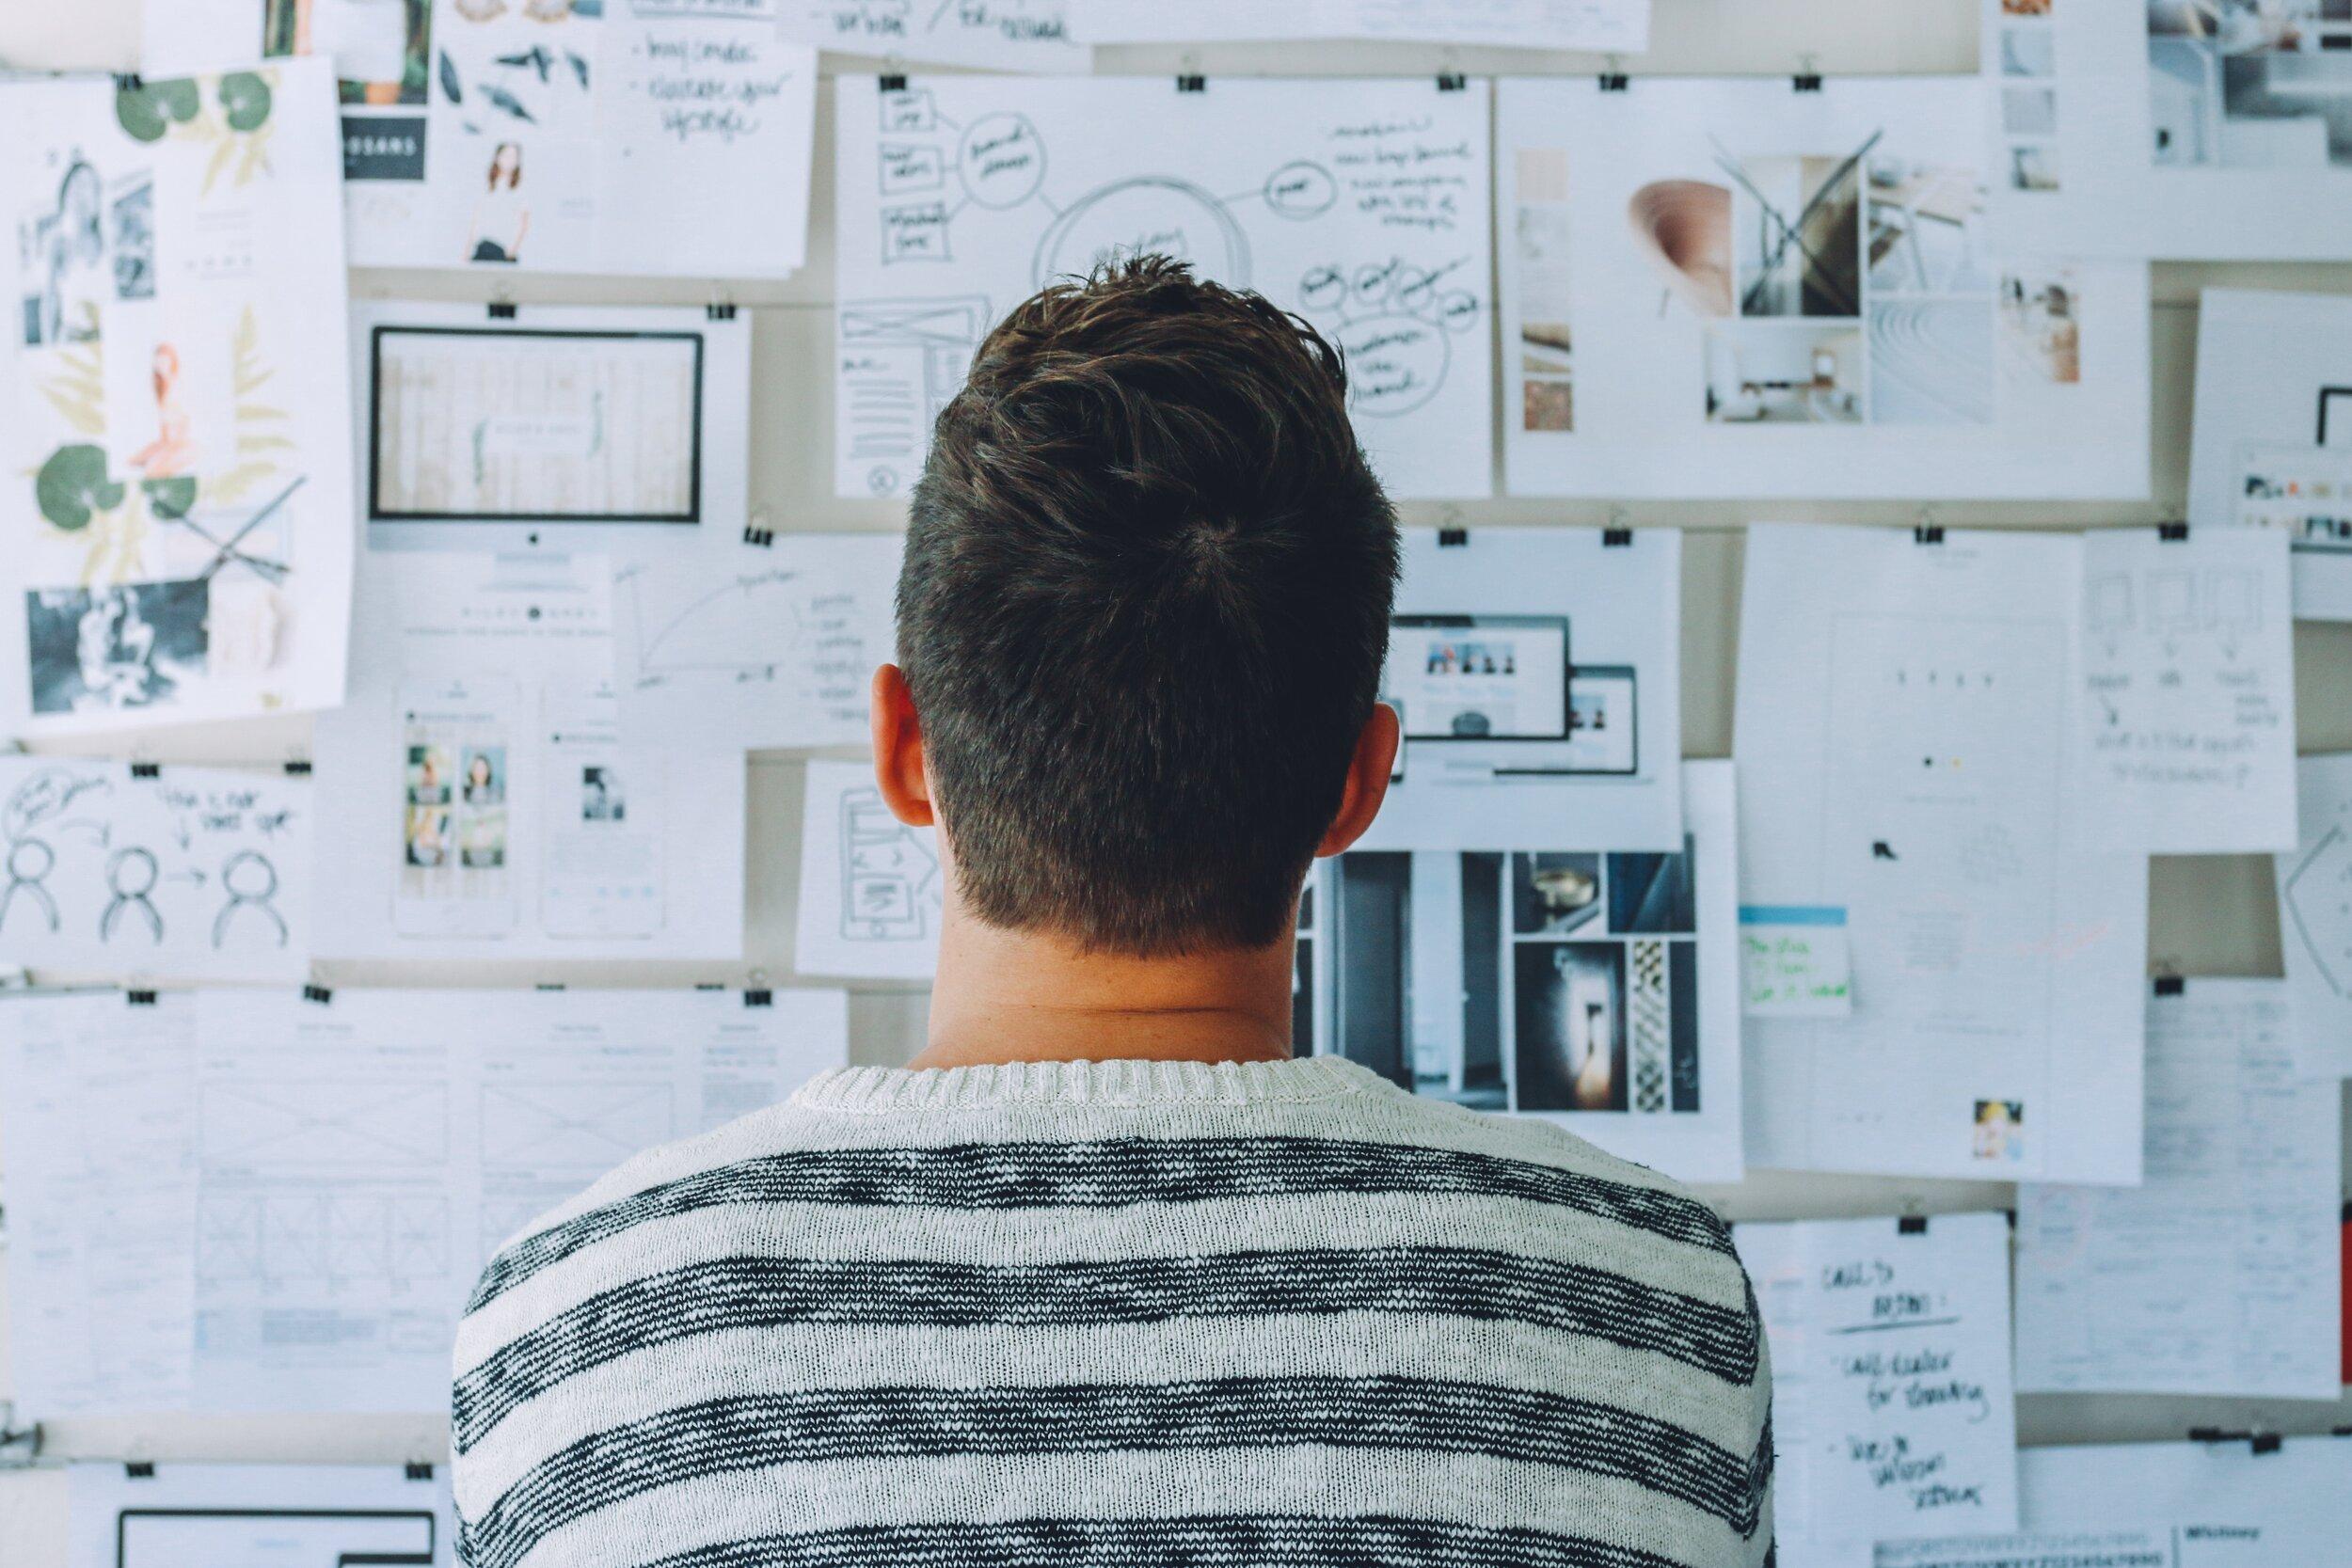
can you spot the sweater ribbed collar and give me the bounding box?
[792,1054,1385,1113]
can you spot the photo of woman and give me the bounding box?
[468,142,529,264]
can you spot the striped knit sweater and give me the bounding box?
[452,1055,1774,1568]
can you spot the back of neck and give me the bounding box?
[910,902,1296,1070]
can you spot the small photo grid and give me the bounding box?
[401,729,509,901]
[1323,844,1703,1118]
[1688,134,1994,426]
[1516,147,1575,432]
[1996,0,2060,192]
[2233,440,2352,559]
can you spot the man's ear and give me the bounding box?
[1315,702,1399,857]
[869,663,934,828]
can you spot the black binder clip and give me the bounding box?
[744,990,774,1008]
[126,990,159,1007]
[406,1461,436,1481]
[284,759,313,776]
[1177,74,1206,93]
[487,301,517,320]
[130,761,162,779]
[114,72,146,93]
[2157,521,2189,542]
[1793,72,1824,92]
[1437,72,1467,93]
[742,524,775,547]
[1603,528,1634,547]
[303,984,334,1006]
[1438,527,1469,547]
[125,1461,156,1479]
[707,303,737,322]
[2250,1433,2283,1455]
[0,1418,41,1468]
[534,982,566,991]
[2153,974,2185,996]
[1913,525,1945,545]
[879,73,908,92]
[1598,71,1629,92]
[1897,1214,1929,1235]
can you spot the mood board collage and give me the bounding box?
[2,0,2350,1562]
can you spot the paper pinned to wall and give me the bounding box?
[1737,1212,2020,1559]
[310,551,746,963]
[0,990,199,1419]
[0,758,311,984]
[1355,527,1682,852]
[1736,524,2148,1184]
[833,75,1494,500]
[2014,979,2343,1401]
[0,62,357,736]
[784,1,1086,71]
[2187,289,2352,621]
[2076,526,2298,852]
[70,1461,456,1567]
[1073,0,1649,50]
[1495,76,2150,499]
[1877,1433,2352,1567]
[794,757,943,980]
[1314,760,1745,1183]
[1984,3,2352,262]
[2279,752,2352,1082]
[614,532,899,750]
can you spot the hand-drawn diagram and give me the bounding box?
[0,758,310,980]
[2280,756,2352,1079]
[841,785,941,942]
[480,1082,675,1168]
[199,1080,451,1166]
[199,1194,450,1285]
[837,76,1495,499]
[612,532,899,750]
[796,759,945,978]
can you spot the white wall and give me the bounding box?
[2,0,2349,1559]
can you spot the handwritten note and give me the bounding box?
[786,1,1085,71]
[1740,905,1853,1018]
[1738,1213,2019,1555]
[2078,528,2298,852]
[0,758,311,984]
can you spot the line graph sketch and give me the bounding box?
[836,76,1494,499]
[199,1081,452,1166]
[480,1081,675,1168]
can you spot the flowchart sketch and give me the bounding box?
[614,531,899,750]
[834,76,1494,500]
[0,757,311,984]
[795,758,944,980]
[2280,752,2352,1081]
[785,0,1086,71]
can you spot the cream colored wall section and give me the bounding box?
[1,0,2348,1556]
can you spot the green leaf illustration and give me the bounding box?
[115,85,167,142]
[219,71,272,132]
[35,445,126,531]
[142,475,198,519]
[154,77,200,123]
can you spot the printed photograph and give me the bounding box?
[1512,852,1603,936]
[1607,840,1697,934]
[24,579,209,716]
[1864,158,1990,298]
[581,763,626,821]
[1703,322,1865,422]
[1516,148,1575,432]
[1514,941,1628,1113]
[2007,142,2061,192]
[2000,26,2058,76]
[1327,852,1509,1112]
[404,801,452,868]
[457,745,508,868]
[405,741,454,807]
[2000,269,2082,385]
[1869,300,1996,423]
[261,0,433,105]
[1731,152,1864,318]
[2004,85,2060,136]
[18,154,110,346]
[2150,0,2352,169]
[1973,1098,2026,1163]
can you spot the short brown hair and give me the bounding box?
[898,257,1398,955]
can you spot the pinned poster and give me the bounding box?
[834,75,1494,500]
[795,758,943,980]
[1737,524,2148,1184]
[70,1462,456,1566]
[2187,289,2352,620]
[0,758,311,984]
[1496,76,2149,499]
[2077,525,2298,852]
[2015,979,2343,1401]
[1739,906,1853,1019]
[1073,0,1649,50]
[0,63,356,736]
[2279,752,2352,1081]
[783,1,1086,71]
[1737,1212,2019,1558]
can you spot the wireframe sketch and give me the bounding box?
[1,765,108,935]
[840,785,941,942]
[2149,0,2352,170]
[199,1079,451,1166]
[102,846,166,943]
[215,849,290,947]
[481,1082,676,1167]
[370,325,703,521]
[837,77,1494,499]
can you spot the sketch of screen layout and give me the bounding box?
[118,1505,437,1567]
[838,296,993,498]
[840,784,940,942]
[361,304,744,552]
[1315,847,1701,1118]
[1384,613,1636,780]
[2233,436,2352,562]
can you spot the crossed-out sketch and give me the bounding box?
[479,1081,675,1167]
[199,1080,452,1167]
[199,1193,451,1285]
